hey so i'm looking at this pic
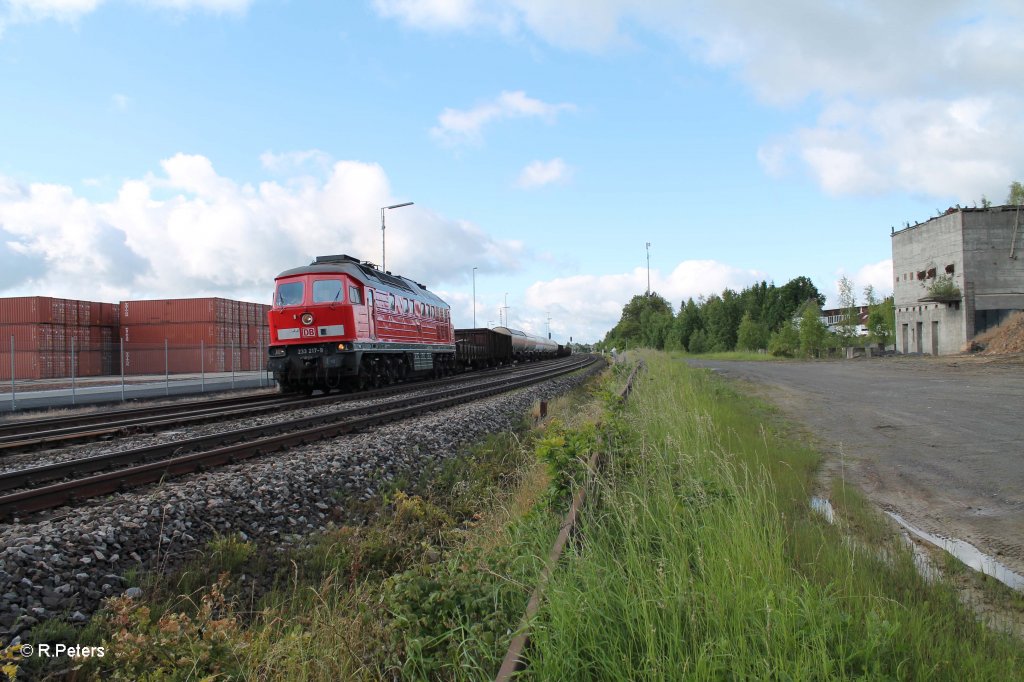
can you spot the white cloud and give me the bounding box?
[111,93,130,111]
[379,1,1024,200]
[2,0,251,28]
[0,153,523,301]
[516,158,570,188]
[827,259,894,308]
[431,90,575,145]
[522,259,766,342]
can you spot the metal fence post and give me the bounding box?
[231,341,235,390]
[120,337,125,403]
[9,335,15,412]
[71,336,76,406]
[201,340,205,393]
[259,337,263,387]
[165,339,169,396]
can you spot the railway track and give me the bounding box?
[0,363,545,453]
[0,355,598,520]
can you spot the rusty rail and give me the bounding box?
[495,359,643,681]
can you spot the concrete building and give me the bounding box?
[891,205,1024,355]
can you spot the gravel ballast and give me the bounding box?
[0,365,600,639]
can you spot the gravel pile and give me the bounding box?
[0,365,599,640]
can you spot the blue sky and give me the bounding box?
[2,1,1022,341]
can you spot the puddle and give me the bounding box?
[810,496,835,524]
[886,511,1024,591]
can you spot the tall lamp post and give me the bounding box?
[381,201,414,271]
[503,292,509,328]
[472,267,478,327]
[646,241,651,295]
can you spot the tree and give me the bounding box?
[602,292,674,350]
[736,311,769,351]
[836,276,859,346]
[688,329,708,354]
[864,287,895,347]
[1008,181,1024,206]
[666,297,703,351]
[798,303,828,357]
[768,320,800,357]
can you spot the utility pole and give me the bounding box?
[646,241,651,295]
[503,292,509,328]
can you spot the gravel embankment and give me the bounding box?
[0,365,599,639]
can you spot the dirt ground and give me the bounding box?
[685,354,1024,580]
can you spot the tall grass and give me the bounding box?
[526,351,1023,680]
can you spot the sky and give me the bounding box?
[1,0,1022,343]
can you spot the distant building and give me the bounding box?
[819,306,869,336]
[891,205,1024,355]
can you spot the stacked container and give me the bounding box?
[0,297,120,380]
[120,297,270,375]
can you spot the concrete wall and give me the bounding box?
[891,206,1024,354]
[962,207,1024,335]
[892,212,966,354]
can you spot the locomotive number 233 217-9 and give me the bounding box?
[296,346,323,355]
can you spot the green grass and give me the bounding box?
[63,374,608,681]
[526,351,1024,680]
[674,350,782,361]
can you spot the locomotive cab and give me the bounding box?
[267,254,455,393]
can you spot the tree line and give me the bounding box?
[597,276,895,357]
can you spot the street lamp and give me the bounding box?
[503,292,509,328]
[381,201,414,271]
[646,242,651,295]
[472,267,478,328]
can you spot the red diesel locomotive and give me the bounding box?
[267,255,455,393]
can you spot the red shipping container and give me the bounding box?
[120,298,234,325]
[0,351,44,380]
[0,324,60,352]
[121,323,230,346]
[99,303,120,327]
[123,346,227,374]
[65,301,79,327]
[0,297,67,325]
[77,300,91,327]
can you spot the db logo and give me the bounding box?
[301,327,317,337]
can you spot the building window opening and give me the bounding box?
[945,264,955,274]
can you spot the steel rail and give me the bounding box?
[495,358,642,682]
[0,361,554,454]
[0,358,585,493]
[0,356,598,520]
[0,391,285,440]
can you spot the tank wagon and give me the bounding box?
[454,326,565,368]
[267,255,454,393]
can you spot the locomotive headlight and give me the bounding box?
[337,343,347,351]
[269,346,286,357]
[301,312,314,325]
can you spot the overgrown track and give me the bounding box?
[0,356,598,520]
[0,364,542,454]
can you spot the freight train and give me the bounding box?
[266,255,569,393]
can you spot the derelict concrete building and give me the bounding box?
[891,205,1023,355]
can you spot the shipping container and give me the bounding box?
[123,347,227,375]
[0,324,61,352]
[99,303,120,327]
[0,351,44,380]
[0,297,66,325]
[120,298,233,325]
[122,323,232,346]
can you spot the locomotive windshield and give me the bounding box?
[275,281,304,306]
[312,279,343,303]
